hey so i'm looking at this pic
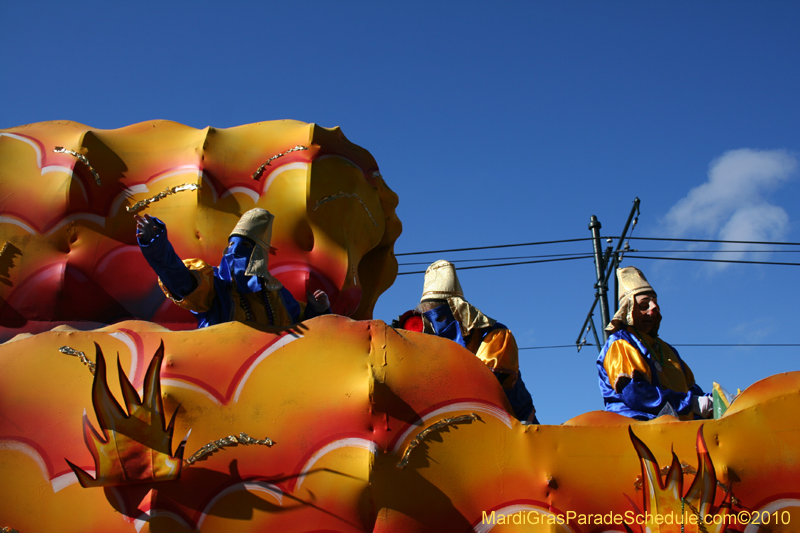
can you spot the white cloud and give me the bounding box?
[663,149,798,270]
[714,204,789,262]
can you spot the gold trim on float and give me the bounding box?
[185,432,275,465]
[314,191,378,227]
[396,413,478,468]
[125,183,201,214]
[53,146,101,185]
[59,345,96,375]
[251,145,309,180]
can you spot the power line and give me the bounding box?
[399,252,592,266]
[397,251,800,274]
[520,345,594,350]
[394,237,593,256]
[624,255,800,267]
[628,249,800,254]
[397,255,592,275]
[623,236,800,246]
[672,343,800,347]
[519,343,800,350]
[398,248,800,267]
[395,236,800,258]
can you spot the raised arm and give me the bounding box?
[135,214,197,298]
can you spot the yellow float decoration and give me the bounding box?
[0,121,798,532]
[0,317,798,532]
[0,120,401,339]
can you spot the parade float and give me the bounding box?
[0,121,797,532]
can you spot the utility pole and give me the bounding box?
[589,215,610,341]
[576,198,640,353]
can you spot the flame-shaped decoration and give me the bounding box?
[65,342,187,487]
[628,425,733,533]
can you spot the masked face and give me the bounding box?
[225,236,255,258]
[220,236,261,293]
[422,303,466,348]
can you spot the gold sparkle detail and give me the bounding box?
[185,432,275,465]
[125,183,201,214]
[59,345,96,375]
[313,191,378,227]
[251,145,308,180]
[396,413,478,468]
[53,146,101,185]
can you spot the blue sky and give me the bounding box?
[3,2,800,424]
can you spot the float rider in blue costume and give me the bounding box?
[597,266,712,421]
[135,208,330,328]
[394,260,538,424]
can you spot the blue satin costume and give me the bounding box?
[423,304,538,424]
[597,328,706,420]
[138,217,328,328]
